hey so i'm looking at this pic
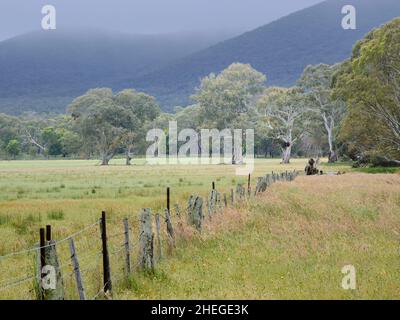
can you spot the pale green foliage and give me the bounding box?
[68,88,160,164]
[298,64,346,160]
[256,87,307,162]
[5,139,20,159]
[334,18,400,161]
[192,63,266,129]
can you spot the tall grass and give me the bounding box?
[1,159,398,299]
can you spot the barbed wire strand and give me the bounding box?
[0,220,100,261]
[0,275,36,292]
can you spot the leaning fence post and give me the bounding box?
[69,238,85,300]
[100,211,112,295]
[123,218,131,278]
[155,213,162,260]
[138,209,155,271]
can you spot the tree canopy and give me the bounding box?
[334,18,400,163]
[68,88,160,165]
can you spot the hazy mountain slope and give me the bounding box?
[0,30,233,114]
[121,0,400,111]
[1,0,399,114]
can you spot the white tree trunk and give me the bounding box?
[100,151,113,166]
[282,144,292,164]
[323,113,337,163]
[125,145,133,166]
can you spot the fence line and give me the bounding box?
[0,169,300,299]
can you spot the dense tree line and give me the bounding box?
[0,18,398,166]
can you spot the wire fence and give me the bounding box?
[0,170,300,300]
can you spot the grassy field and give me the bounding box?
[0,158,398,299]
[122,173,400,299]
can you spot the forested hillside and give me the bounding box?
[0,30,233,114]
[122,0,400,110]
[0,0,399,114]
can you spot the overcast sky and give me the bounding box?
[0,0,323,40]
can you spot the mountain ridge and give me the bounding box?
[0,29,234,114]
[0,0,399,114]
[119,0,400,111]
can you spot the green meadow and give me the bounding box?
[0,159,398,299]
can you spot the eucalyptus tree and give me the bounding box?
[69,88,160,165]
[0,113,21,156]
[298,64,346,162]
[114,89,160,165]
[192,63,266,163]
[257,87,307,164]
[334,18,400,164]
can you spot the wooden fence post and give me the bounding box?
[188,195,203,231]
[223,193,228,207]
[208,189,217,218]
[100,211,112,294]
[236,184,246,201]
[165,208,175,247]
[69,238,85,300]
[167,187,170,213]
[230,188,234,206]
[247,174,251,197]
[40,228,45,276]
[37,228,45,300]
[42,241,64,300]
[34,244,42,300]
[138,209,154,271]
[255,177,261,195]
[41,226,64,300]
[46,225,51,242]
[123,218,131,278]
[155,213,162,260]
[216,192,222,211]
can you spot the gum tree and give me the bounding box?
[298,64,346,163]
[114,89,160,165]
[334,18,400,164]
[192,63,266,163]
[69,88,159,165]
[257,87,306,164]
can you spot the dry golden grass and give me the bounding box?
[1,159,397,300]
[119,173,400,300]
